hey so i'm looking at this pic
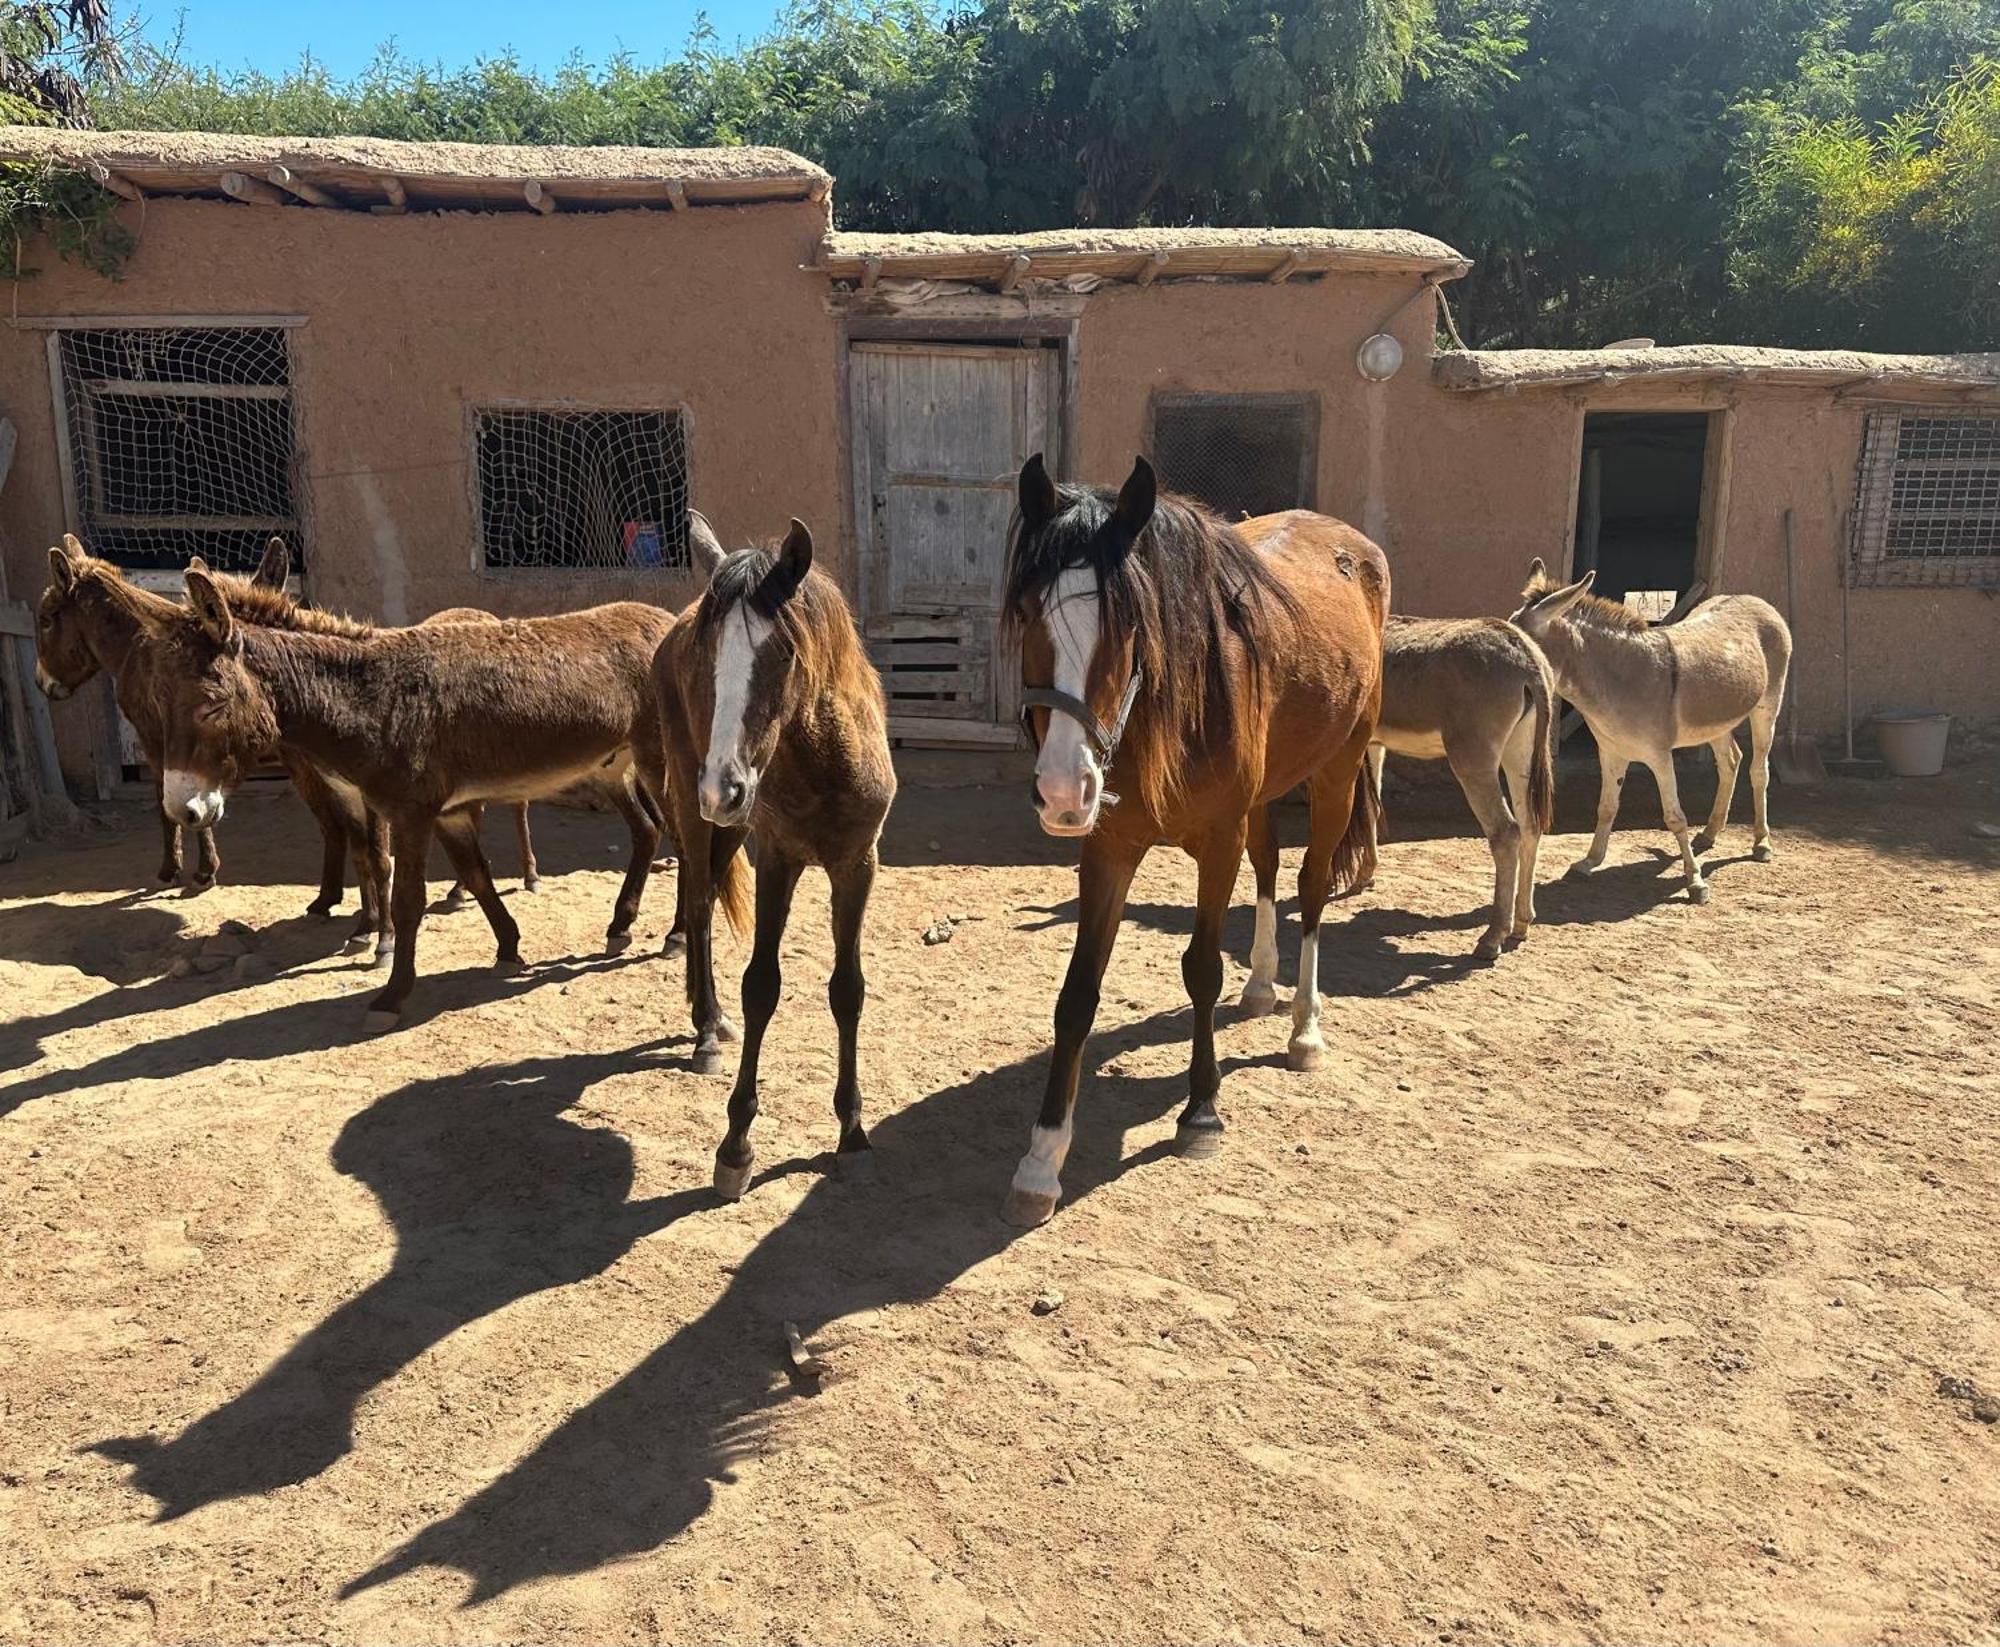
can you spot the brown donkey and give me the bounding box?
[1002,455,1386,1227]
[36,536,383,935]
[146,570,676,1027]
[654,519,895,1197]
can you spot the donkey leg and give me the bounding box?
[1747,703,1779,861]
[714,849,804,1199]
[1004,839,1143,1228]
[1569,747,1627,877]
[1644,752,1708,903]
[436,810,523,970]
[1447,745,1520,962]
[1693,733,1742,856]
[1355,744,1386,891]
[1178,822,1247,1158]
[354,808,393,963]
[1500,717,1541,939]
[189,825,220,894]
[1289,747,1369,1071]
[439,803,478,913]
[1240,802,1282,1014]
[288,757,349,917]
[515,803,539,891]
[603,776,661,954]
[366,814,435,1030]
[827,848,877,1172]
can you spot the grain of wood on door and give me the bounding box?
[850,341,1061,740]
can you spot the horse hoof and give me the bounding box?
[692,1044,725,1077]
[371,947,395,971]
[1507,924,1532,946]
[306,899,337,918]
[1287,1035,1326,1073]
[1691,832,1717,856]
[493,954,528,976]
[662,932,687,959]
[1752,841,1773,863]
[1001,1186,1058,1228]
[1239,982,1279,1016]
[1565,858,1600,880]
[716,1015,741,1046]
[1688,882,1710,906]
[604,930,633,956]
[362,1008,400,1034]
[340,933,371,955]
[1473,930,1505,963]
[713,1156,753,1201]
[522,877,541,893]
[836,1149,877,1182]
[1174,1121,1224,1160]
[182,880,214,899]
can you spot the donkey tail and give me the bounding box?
[1526,663,1556,837]
[715,836,753,938]
[1331,757,1382,896]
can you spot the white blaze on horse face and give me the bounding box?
[1034,564,1104,836]
[162,768,225,828]
[702,602,773,824]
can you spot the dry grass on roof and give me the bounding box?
[1435,343,2000,390]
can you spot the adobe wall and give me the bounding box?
[0,194,840,782]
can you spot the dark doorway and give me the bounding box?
[1573,413,1708,620]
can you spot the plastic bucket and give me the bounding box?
[1873,712,1952,777]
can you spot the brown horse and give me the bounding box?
[653,518,895,1196]
[146,570,676,1027]
[1001,455,1387,1227]
[36,536,383,938]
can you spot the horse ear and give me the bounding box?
[253,537,291,589]
[1114,456,1156,542]
[184,567,236,648]
[686,509,724,578]
[759,518,814,608]
[1018,453,1057,529]
[48,544,79,592]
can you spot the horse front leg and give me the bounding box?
[827,848,878,1173]
[1178,822,1248,1158]
[1291,749,1370,1071]
[1240,803,1281,1015]
[1003,839,1142,1228]
[365,812,435,1031]
[713,848,804,1200]
[685,820,749,1076]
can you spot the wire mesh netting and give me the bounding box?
[1854,411,2000,587]
[476,409,690,571]
[1147,392,1318,521]
[58,327,302,574]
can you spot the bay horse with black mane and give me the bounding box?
[1001,454,1387,1227]
[654,518,894,1198]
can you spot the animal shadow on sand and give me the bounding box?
[85,1000,1213,1603]
[1,949,659,1119]
[326,1007,1208,1605]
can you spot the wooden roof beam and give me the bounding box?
[523,180,557,214]
[265,165,338,208]
[84,160,141,202]
[997,253,1031,293]
[220,170,292,208]
[665,179,688,211]
[1135,250,1169,286]
[860,254,882,295]
[1267,251,1302,284]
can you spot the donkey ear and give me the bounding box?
[184,567,236,648]
[1540,570,1597,618]
[1018,453,1057,529]
[1113,455,1156,542]
[61,532,86,559]
[759,518,814,608]
[1527,556,1547,582]
[253,537,291,589]
[686,509,725,578]
[48,544,79,591]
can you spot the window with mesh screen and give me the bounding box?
[1852,411,2000,587]
[56,326,302,573]
[1148,392,1319,520]
[475,408,690,571]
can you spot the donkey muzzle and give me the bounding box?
[35,664,70,701]
[162,770,226,829]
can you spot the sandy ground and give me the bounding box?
[3,755,1998,1646]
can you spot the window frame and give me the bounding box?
[468,399,693,577]
[1851,408,2000,589]
[1146,389,1321,519]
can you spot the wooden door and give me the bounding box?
[850,341,1061,741]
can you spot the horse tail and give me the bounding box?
[1526,664,1556,837]
[1331,756,1381,896]
[715,836,752,938]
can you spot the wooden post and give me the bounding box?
[220,171,292,208]
[665,180,689,211]
[85,161,142,201]
[1577,445,1601,576]
[860,255,882,295]
[523,180,557,214]
[265,165,338,208]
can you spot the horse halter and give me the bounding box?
[1020,669,1143,774]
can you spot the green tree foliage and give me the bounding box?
[0,1,131,277]
[75,0,2000,347]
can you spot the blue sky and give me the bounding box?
[138,1,789,78]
